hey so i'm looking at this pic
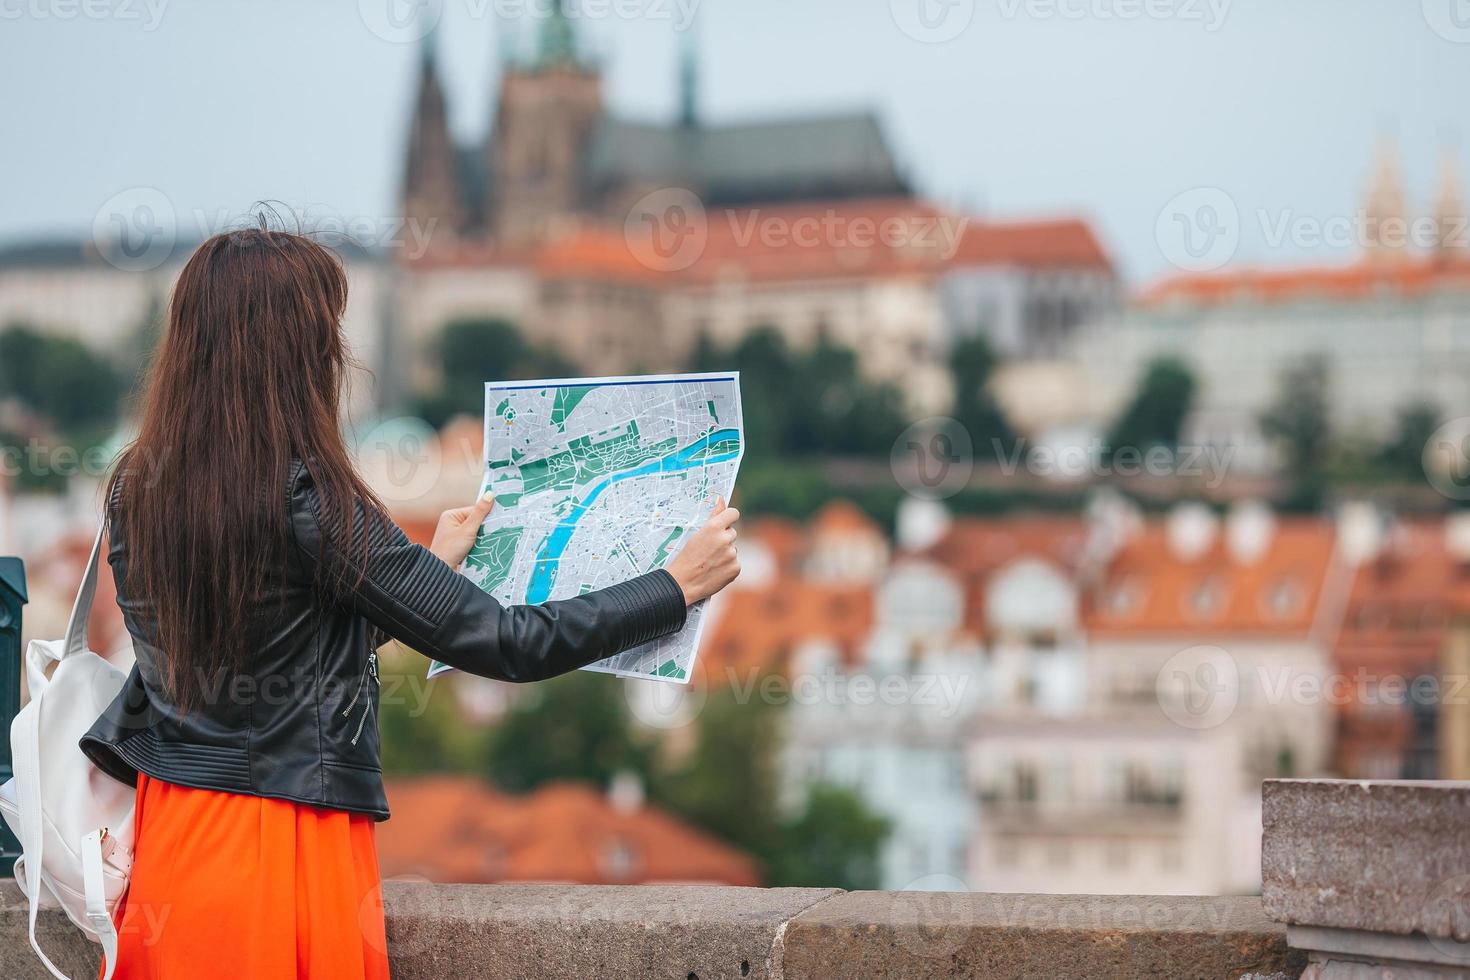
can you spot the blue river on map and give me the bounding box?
[526,427,741,603]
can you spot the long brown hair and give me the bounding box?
[111,227,381,708]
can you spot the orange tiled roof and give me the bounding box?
[949,216,1112,270]
[1081,519,1338,637]
[695,579,874,686]
[743,516,807,576]
[534,228,667,283]
[810,499,881,536]
[1138,257,1470,309]
[1335,519,1470,669]
[377,776,759,886]
[916,516,1090,636]
[404,200,1113,284]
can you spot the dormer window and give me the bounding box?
[1101,577,1141,616]
[1264,577,1302,618]
[1187,575,1226,618]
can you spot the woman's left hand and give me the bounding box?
[429,492,497,567]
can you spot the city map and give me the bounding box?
[429,373,743,683]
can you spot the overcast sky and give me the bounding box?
[3,0,1468,285]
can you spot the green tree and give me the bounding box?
[691,328,908,462]
[948,335,1016,462]
[654,687,891,889]
[1107,357,1196,456]
[376,649,487,774]
[1379,401,1440,480]
[656,688,784,861]
[485,671,655,793]
[1260,356,1331,509]
[415,318,574,426]
[768,783,891,890]
[0,324,123,432]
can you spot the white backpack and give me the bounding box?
[0,523,134,980]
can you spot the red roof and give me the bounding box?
[917,516,1089,636]
[1139,257,1470,309]
[696,579,874,686]
[1081,519,1338,638]
[378,776,759,886]
[949,217,1112,270]
[404,200,1113,285]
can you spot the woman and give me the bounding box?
[79,228,740,979]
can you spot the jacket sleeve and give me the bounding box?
[288,464,688,682]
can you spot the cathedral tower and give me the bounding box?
[487,0,604,245]
[1363,137,1409,264]
[1433,146,1467,262]
[400,28,463,243]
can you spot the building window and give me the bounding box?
[1187,575,1227,618]
[1264,577,1302,618]
[1015,762,1039,803]
[1101,577,1142,616]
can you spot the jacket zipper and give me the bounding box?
[343,651,379,746]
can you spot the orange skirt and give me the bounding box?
[108,773,390,980]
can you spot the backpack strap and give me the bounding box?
[81,830,118,980]
[62,521,106,662]
[13,675,71,980]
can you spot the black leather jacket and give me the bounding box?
[81,461,688,819]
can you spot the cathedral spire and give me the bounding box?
[418,11,438,69]
[401,13,462,244]
[537,0,580,69]
[1364,136,1408,264]
[1434,145,1467,261]
[678,25,699,128]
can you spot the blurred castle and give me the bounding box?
[1059,140,1470,465]
[390,6,1119,412]
[400,7,911,245]
[0,4,1120,420]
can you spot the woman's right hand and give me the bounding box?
[667,497,741,605]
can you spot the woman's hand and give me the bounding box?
[429,492,497,567]
[667,497,741,605]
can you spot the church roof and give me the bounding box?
[585,111,910,206]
